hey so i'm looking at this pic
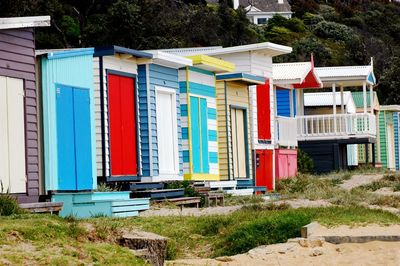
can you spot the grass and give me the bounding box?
[223,194,265,206]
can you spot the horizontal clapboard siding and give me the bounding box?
[94,55,138,178]
[0,28,38,203]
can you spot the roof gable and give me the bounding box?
[239,0,291,13]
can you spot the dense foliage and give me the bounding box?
[1,0,399,103]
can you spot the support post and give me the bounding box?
[340,86,344,114]
[372,143,376,167]
[363,81,367,114]
[365,144,369,164]
[332,83,337,132]
[369,84,374,115]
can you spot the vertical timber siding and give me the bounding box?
[0,28,38,203]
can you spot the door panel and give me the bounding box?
[108,74,137,176]
[0,76,10,192]
[257,81,271,140]
[200,98,209,173]
[73,88,93,190]
[255,149,273,190]
[56,86,77,190]
[6,78,26,193]
[156,91,177,175]
[190,97,201,173]
[232,108,247,178]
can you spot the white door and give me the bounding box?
[231,108,247,178]
[156,88,178,179]
[0,76,26,193]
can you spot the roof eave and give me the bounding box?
[0,16,51,30]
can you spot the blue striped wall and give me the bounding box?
[394,112,399,170]
[138,64,182,177]
[276,89,296,117]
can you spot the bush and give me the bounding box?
[313,21,353,42]
[0,193,23,216]
[297,149,314,174]
[214,211,312,256]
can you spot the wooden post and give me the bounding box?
[370,84,374,115]
[363,81,367,114]
[332,83,337,133]
[340,86,344,114]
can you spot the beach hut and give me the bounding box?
[215,73,265,182]
[303,92,358,167]
[351,91,381,166]
[179,55,234,181]
[0,16,50,203]
[137,51,192,182]
[379,106,400,170]
[272,60,322,180]
[38,48,150,217]
[93,46,152,183]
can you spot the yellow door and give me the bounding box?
[231,108,247,178]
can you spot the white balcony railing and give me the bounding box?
[296,113,376,141]
[275,116,298,147]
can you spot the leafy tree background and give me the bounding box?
[1,0,399,104]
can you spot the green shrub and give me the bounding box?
[0,192,23,216]
[313,21,353,42]
[214,211,312,256]
[297,149,314,174]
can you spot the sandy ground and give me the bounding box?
[339,174,384,190]
[168,241,400,266]
[373,187,400,196]
[140,205,242,217]
[273,199,332,208]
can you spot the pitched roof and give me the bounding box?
[273,61,322,89]
[240,0,292,13]
[314,65,376,87]
[0,16,50,29]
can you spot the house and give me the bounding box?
[178,55,234,181]
[37,48,150,218]
[303,92,358,167]
[296,63,377,173]
[0,16,50,203]
[272,60,322,180]
[378,105,400,170]
[351,91,381,167]
[215,73,266,183]
[163,42,292,191]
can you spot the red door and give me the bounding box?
[255,149,273,190]
[257,80,271,140]
[108,74,138,176]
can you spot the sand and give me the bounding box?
[339,174,384,190]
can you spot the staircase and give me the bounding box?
[51,192,150,218]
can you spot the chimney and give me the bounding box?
[233,0,239,9]
[278,0,284,4]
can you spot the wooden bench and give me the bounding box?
[154,197,201,210]
[204,192,224,207]
[19,202,63,214]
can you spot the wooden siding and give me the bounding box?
[276,89,296,117]
[394,113,399,170]
[93,56,138,178]
[217,81,252,180]
[0,28,38,203]
[138,64,182,179]
[40,52,95,191]
[379,111,388,168]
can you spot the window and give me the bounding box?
[257,18,267,24]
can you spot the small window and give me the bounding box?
[257,18,267,24]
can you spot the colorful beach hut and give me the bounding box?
[179,55,234,181]
[0,16,50,203]
[216,73,265,182]
[379,106,400,170]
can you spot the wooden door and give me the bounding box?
[56,85,93,190]
[257,81,271,140]
[255,149,273,190]
[190,96,209,174]
[108,74,138,176]
[156,89,178,176]
[387,124,395,169]
[0,76,26,193]
[231,108,247,178]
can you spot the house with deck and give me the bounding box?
[296,63,377,173]
[0,16,50,203]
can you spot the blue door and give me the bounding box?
[190,96,209,173]
[56,85,93,190]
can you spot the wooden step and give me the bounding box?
[129,182,164,191]
[19,202,63,214]
[154,197,201,208]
